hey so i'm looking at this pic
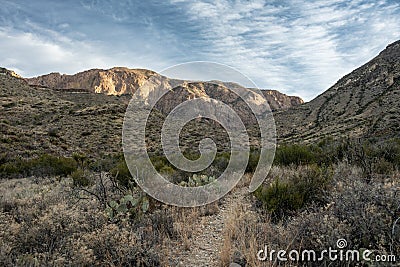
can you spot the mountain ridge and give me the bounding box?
[25,67,304,111]
[3,39,399,148]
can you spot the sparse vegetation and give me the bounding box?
[0,154,77,178]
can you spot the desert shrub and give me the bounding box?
[0,154,77,178]
[71,169,91,187]
[255,165,332,219]
[159,165,175,175]
[110,160,134,189]
[88,153,123,172]
[0,177,166,266]
[147,152,231,183]
[274,144,316,166]
[246,149,260,173]
[0,161,19,176]
[373,157,394,174]
[344,139,400,178]
[149,209,177,239]
[149,154,171,171]
[374,138,400,168]
[315,137,349,165]
[72,152,88,169]
[31,154,77,177]
[228,161,399,266]
[213,152,230,172]
[47,127,59,137]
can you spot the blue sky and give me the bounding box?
[0,0,399,100]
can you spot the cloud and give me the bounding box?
[166,0,400,100]
[0,27,108,77]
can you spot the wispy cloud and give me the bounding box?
[169,0,400,100]
[0,0,399,100]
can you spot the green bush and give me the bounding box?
[373,158,394,175]
[274,144,316,166]
[149,155,172,172]
[47,128,59,137]
[29,155,77,177]
[159,165,175,175]
[110,160,134,189]
[213,152,230,172]
[72,152,88,169]
[255,165,332,220]
[376,138,400,168]
[315,137,348,165]
[246,149,260,173]
[0,154,77,178]
[71,169,91,187]
[0,162,19,175]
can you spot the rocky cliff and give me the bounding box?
[261,90,303,110]
[27,68,303,111]
[26,67,155,95]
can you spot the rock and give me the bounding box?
[26,67,155,95]
[261,89,304,110]
[231,250,247,266]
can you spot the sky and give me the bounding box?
[0,0,399,101]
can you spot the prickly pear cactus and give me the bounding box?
[179,174,217,187]
[105,194,149,219]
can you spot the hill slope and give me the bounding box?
[275,40,400,142]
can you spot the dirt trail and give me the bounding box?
[167,181,257,267]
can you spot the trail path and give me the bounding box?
[168,182,257,267]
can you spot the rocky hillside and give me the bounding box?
[26,68,303,111]
[2,40,399,159]
[275,40,400,142]
[1,72,132,158]
[261,89,303,110]
[26,67,155,95]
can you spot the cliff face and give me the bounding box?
[261,90,303,110]
[27,68,303,111]
[26,67,155,95]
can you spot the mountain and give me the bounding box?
[26,67,155,95]
[4,39,399,159]
[261,90,303,110]
[0,67,23,79]
[26,68,303,111]
[275,40,400,142]
[1,71,132,158]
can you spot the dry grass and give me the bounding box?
[220,163,400,266]
[0,163,398,266]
